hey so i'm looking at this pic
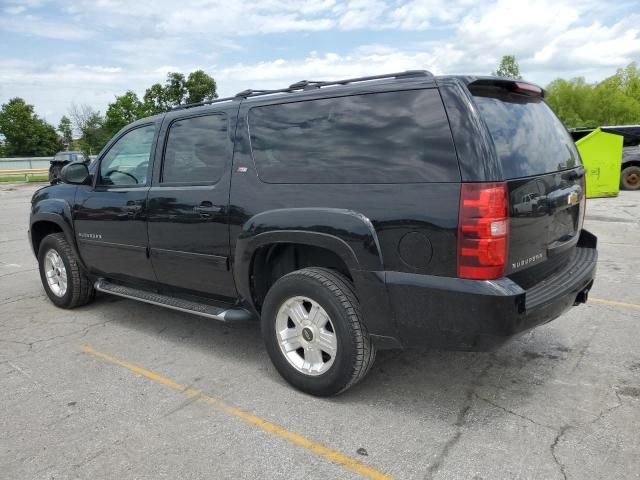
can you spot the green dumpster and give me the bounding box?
[575,128,623,198]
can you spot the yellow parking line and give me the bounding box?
[590,297,640,310]
[81,345,393,480]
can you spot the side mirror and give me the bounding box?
[60,161,91,185]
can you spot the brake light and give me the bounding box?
[512,82,543,97]
[457,182,509,280]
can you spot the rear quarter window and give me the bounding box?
[471,88,581,179]
[248,89,459,183]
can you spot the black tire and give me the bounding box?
[261,267,376,396]
[38,233,95,308]
[620,165,640,190]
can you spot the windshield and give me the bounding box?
[472,89,581,178]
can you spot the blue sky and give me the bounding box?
[1,0,639,126]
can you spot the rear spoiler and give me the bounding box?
[467,78,545,98]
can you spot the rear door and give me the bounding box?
[146,111,236,299]
[469,81,586,285]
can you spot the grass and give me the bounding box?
[0,175,49,183]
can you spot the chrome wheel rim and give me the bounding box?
[275,296,338,376]
[44,249,67,297]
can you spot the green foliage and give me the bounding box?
[546,63,640,128]
[492,55,522,79]
[0,97,62,157]
[58,115,73,147]
[78,111,110,156]
[69,103,110,156]
[141,70,218,113]
[67,69,218,156]
[104,91,146,137]
[165,72,188,106]
[143,83,168,115]
[185,70,218,104]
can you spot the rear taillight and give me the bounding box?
[457,182,509,280]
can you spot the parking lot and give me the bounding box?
[1,182,638,480]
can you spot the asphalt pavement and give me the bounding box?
[1,182,638,480]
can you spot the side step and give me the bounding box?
[94,279,255,323]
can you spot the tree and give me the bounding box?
[142,70,218,113]
[186,70,217,104]
[492,55,522,79]
[0,97,62,156]
[69,103,110,155]
[104,91,145,137]
[143,83,168,115]
[546,63,640,128]
[165,72,187,106]
[58,115,73,147]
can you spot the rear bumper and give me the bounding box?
[384,231,597,350]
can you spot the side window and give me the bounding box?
[248,89,459,184]
[162,114,228,185]
[98,124,156,187]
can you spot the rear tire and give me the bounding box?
[261,267,376,396]
[620,165,640,190]
[38,233,95,309]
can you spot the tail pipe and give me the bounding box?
[574,280,594,305]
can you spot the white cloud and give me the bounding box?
[0,14,95,40]
[1,0,639,127]
[4,5,27,14]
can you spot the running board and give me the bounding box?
[94,279,254,323]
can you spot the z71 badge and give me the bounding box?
[78,232,102,240]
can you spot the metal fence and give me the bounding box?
[0,156,97,171]
[0,157,52,171]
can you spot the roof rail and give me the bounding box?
[170,70,434,110]
[234,70,433,99]
[169,95,238,112]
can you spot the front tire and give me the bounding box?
[261,267,376,396]
[38,233,95,308]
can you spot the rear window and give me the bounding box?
[471,88,581,178]
[248,89,459,183]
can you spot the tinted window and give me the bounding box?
[249,89,458,183]
[162,114,228,184]
[98,124,155,186]
[472,90,581,178]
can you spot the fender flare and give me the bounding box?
[232,208,400,345]
[233,208,384,305]
[30,201,85,269]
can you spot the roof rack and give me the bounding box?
[169,95,237,112]
[234,69,433,99]
[170,70,433,111]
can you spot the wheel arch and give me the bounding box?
[622,159,640,169]
[233,209,401,348]
[30,210,85,270]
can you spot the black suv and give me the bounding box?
[29,71,597,396]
